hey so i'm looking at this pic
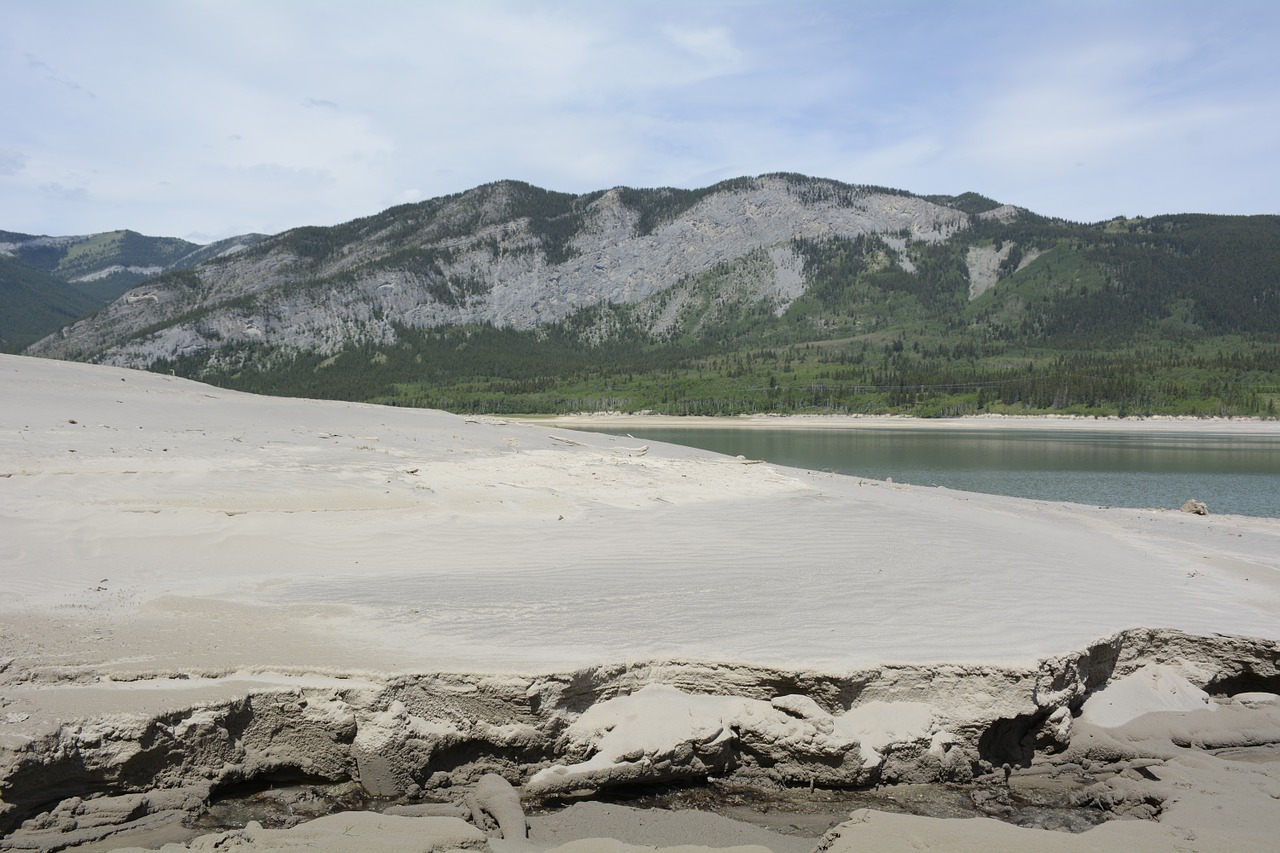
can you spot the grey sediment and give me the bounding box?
[1,627,1277,851]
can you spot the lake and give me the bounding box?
[571,425,1280,518]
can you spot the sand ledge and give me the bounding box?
[2,628,1279,852]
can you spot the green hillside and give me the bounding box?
[3,229,265,349]
[0,256,102,352]
[151,210,1280,419]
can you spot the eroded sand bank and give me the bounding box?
[1,354,1277,852]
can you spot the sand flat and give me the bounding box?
[4,355,1278,678]
[2,354,1279,852]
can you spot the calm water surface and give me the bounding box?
[574,426,1280,518]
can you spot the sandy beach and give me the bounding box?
[1,353,1277,852]
[530,411,1280,434]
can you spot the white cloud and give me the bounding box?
[390,188,424,206]
[24,53,96,98]
[959,34,1193,171]
[929,20,1280,219]
[661,24,746,77]
[39,182,89,203]
[0,148,27,177]
[1,0,1276,239]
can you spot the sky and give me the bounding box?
[3,0,1278,243]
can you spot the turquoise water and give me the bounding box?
[572,426,1280,518]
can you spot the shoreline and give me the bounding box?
[523,411,1280,434]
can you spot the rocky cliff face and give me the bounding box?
[1,230,268,352]
[26,176,974,369]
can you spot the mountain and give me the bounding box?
[0,254,102,352]
[23,176,986,365]
[20,175,1280,417]
[0,229,266,351]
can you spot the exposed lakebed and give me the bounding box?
[4,629,1279,853]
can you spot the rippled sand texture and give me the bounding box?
[2,354,1278,852]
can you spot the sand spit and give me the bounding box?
[2,354,1279,851]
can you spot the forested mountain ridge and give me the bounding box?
[1,229,266,351]
[27,175,971,366]
[19,175,1280,417]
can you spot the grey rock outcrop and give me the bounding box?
[27,176,973,369]
[1180,499,1209,515]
